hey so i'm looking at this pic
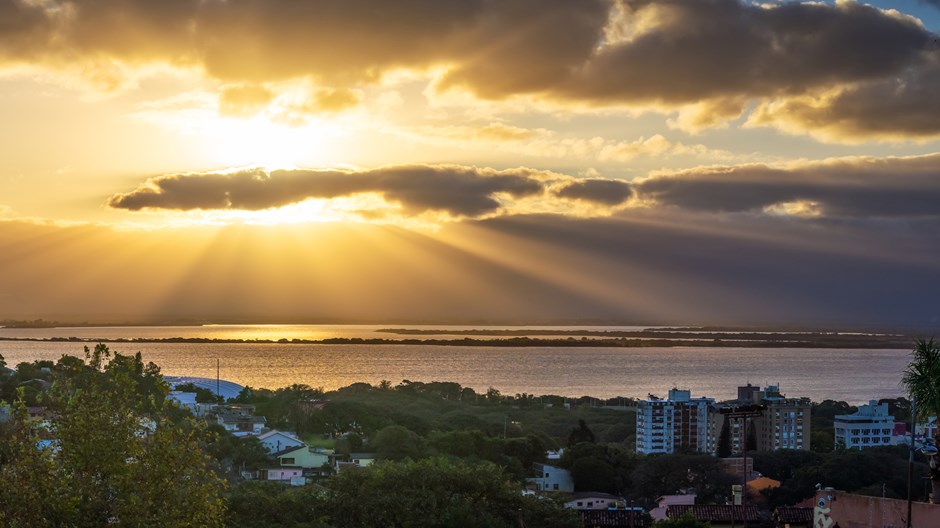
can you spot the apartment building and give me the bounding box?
[752,385,811,451]
[834,400,895,449]
[636,389,714,454]
[709,384,811,454]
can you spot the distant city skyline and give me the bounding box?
[1,1,939,327]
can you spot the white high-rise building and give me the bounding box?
[636,389,714,454]
[834,400,895,449]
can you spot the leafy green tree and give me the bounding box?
[745,423,757,452]
[226,481,329,528]
[717,419,732,458]
[372,424,422,460]
[0,397,70,527]
[571,455,618,493]
[562,443,639,495]
[324,457,580,528]
[568,418,596,446]
[335,432,364,454]
[653,512,710,528]
[631,453,736,503]
[204,424,271,475]
[0,345,226,527]
[175,382,225,403]
[751,449,823,482]
[902,337,940,503]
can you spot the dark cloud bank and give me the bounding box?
[110,155,940,221]
[2,208,938,328]
[108,166,546,218]
[3,0,940,137]
[85,155,940,327]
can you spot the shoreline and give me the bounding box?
[0,335,915,349]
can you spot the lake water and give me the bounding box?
[0,325,912,403]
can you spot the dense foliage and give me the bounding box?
[1,343,936,526]
[0,345,226,527]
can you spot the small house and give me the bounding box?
[264,468,304,482]
[527,463,574,493]
[258,429,305,454]
[565,492,623,510]
[276,445,331,470]
[214,412,266,435]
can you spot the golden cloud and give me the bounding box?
[2,0,938,138]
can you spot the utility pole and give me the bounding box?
[907,395,916,528]
[720,404,765,528]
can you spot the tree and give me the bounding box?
[175,382,225,404]
[324,457,580,528]
[0,345,226,526]
[225,481,329,528]
[568,419,596,446]
[902,337,940,503]
[717,419,732,458]
[571,456,618,493]
[372,424,422,460]
[653,512,710,528]
[746,422,757,452]
[334,432,364,454]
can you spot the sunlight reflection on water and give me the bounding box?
[0,336,907,403]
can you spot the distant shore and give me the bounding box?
[0,333,915,348]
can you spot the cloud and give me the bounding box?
[748,56,940,141]
[556,1,931,104]
[4,206,939,327]
[633,154,940,219]
[304,88,361,113]
[218,84,275,117]
[108,165,550,219]
[109,152,940,224]
[4,0,939,138]
[554,179,634,206]
[412,125,735,163]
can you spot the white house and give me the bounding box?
[265,468,303,482]
[257,430,305,454]
[565,492,623,510]
[215,412,266,435]
[332,452,377,472]
[528,463,574,493]
[834,401,895,449]
[276,445,331,471]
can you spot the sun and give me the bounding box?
[203,116,333,170]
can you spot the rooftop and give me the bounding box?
[666,504,760,522]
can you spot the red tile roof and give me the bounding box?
[667,504,760,522]
[774,506,813,524]
[580,510,650,528]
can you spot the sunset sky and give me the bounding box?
[2,0,940,327]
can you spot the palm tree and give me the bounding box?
[902,338,940,504]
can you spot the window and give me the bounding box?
[553,484,559,490]
[281,457,295,465]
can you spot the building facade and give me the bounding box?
[636,389,714,454]
[834,400,895,449]
[528,463,575,492]
[709,384,811,455]
[754,385,811,451]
